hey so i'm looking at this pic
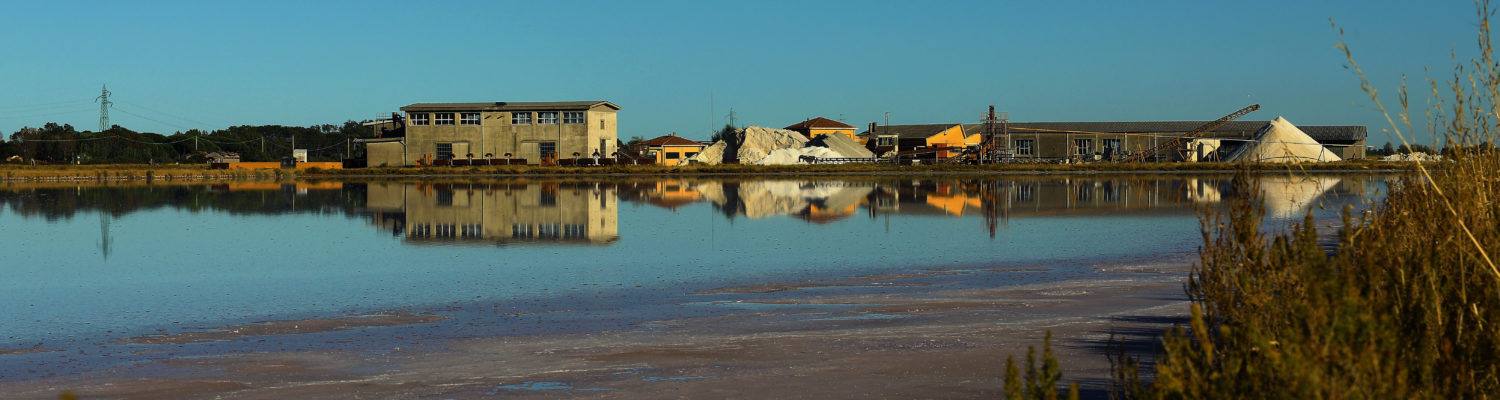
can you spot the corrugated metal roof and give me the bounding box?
[400,101,620,112]
[946,121,1366,142]
[860,124,960,139]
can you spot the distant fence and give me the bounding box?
[806,157,881,164]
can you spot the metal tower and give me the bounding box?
[95,84,112,132]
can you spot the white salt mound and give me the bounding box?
[689,141,729,165]
[737,126,808,164]
[755,146,842,165]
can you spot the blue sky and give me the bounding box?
[0,1,1486,146]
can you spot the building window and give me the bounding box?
[1074,139,1093,155]
[1014,139,1034,155]
[435,113,455,125]
[512,112,532,125]
[410,113,430,125]
[436,142,454,160]
[1102,138,1122,153]
[538,112,558,124]
[666,152,680,159]
[599,119,605,129]
[685,152,698,158]
[562,111,584,124]
[876,137,894,146]
[539,141,556,158]
[460,112,480,125]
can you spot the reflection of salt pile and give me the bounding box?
[1260,175,1342,219]
[689,126,871,165]
[1187,178,1223,203]
[696,181,874,218]
[1381,152,1444,162]
[1224,117,1342,163]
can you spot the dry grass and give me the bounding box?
[1110,2,1500,398]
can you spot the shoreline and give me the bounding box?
[2,255,1196,399]
[0,162,1411,183]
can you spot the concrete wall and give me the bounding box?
[226,161,343,170]
[366,142,405,167]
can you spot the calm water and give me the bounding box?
[0,174,1384,380]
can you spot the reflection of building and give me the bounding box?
[364,181,619,245]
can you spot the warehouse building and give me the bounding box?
[367,101,620,167]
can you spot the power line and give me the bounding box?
[0,99,93,112]
[110,104,201,132]
[112,99,221,130]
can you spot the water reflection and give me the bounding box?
[614,176,1367,236]
[0,174,1374,248]
[363,182,620,245]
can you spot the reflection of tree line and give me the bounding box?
[0,183,366,220]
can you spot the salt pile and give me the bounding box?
[687,126,810,165]
[806,133,874,159]
[737,126,809,164]
[689,141,729,164]
[1223,117,1342,163]
[755,146,841,165]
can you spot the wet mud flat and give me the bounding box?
[2,257,1193,399]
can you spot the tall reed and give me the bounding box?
[1114,2,1500,398]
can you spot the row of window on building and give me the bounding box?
[409,111,586,126]
[513,223,588,239]
[1010,138,1123,156]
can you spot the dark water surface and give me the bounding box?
[0,174,1385,380]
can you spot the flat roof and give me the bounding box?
[864,121,1367,142]
[401,101,620,112]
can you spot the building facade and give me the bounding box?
[396,101,620,166]
[636,134,704,166]
[785,117,858,141]
[863,120,1367,162]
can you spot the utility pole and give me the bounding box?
[94,85,111,132]
[726,108,738,129]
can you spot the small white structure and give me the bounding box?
[292,149,309,162]
[1224,117,1342,163]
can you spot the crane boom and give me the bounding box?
[1124,104,1259,162]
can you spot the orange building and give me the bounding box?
[785,117,857,141]
[637,134,705,166]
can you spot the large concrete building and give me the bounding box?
[370,101,620,166]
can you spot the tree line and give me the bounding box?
[1,121,374,164]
